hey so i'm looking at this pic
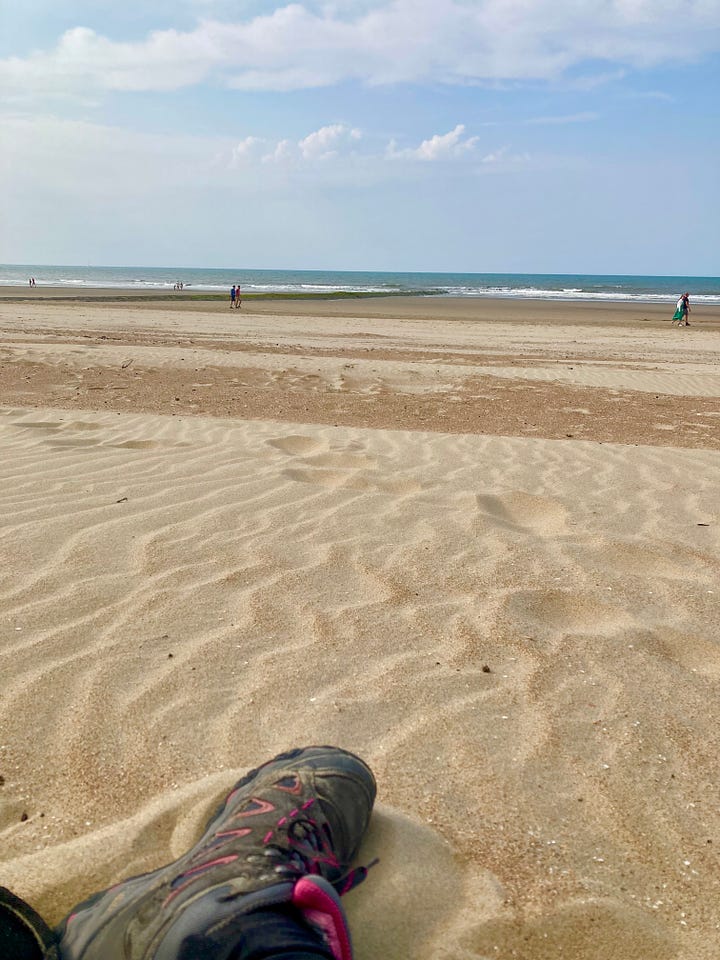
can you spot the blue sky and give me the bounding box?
[1,1,718,274]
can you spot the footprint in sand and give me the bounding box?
[283,467,371,489]
[283,466,421,495]
[304,452,378,470]
[267,435,324,456]
[476,491,569,537]
[109,440,164,449]
[578,538,716,583]
[270,435,416,494]
[507,588,631,636]
[64,421,102,431]
[46,437,102,448]
[640,628,720,679]
[12,421,62,430]
[378,477,423,495]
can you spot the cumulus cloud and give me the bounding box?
[389,124,479,161]
[299,124,362,160]
[1,1,719,97]
[230,124,363,166]
[227,121,529,176]
[0,110,531,213]
[232,135,264,161]
[231,121,495,170]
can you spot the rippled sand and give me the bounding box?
[1,296,719,959]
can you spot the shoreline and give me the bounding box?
[1,290,719,328]
[0,287,415,303]
[2,283,719,310]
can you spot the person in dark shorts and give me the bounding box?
[672,292,691,326]
[0,745,376,960]
[230,285,236,309]
[680,291,691,325]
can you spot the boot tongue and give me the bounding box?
[291,876,353,960]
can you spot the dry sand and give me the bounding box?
[1,295,719,959]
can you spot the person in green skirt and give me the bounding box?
[672,292,691,326]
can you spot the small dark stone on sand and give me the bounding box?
[20,812,28,822]
[482,664,491,673]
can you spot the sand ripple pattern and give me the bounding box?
[1,407,719,959]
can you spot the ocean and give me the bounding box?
[2,264,719,304]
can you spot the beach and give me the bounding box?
[1,293,719,959]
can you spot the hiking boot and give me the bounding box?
[56,746,376,960]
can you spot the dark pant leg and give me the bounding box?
[178,906,334,960]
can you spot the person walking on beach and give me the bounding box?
[235,283,242,309]
[672,292,691,326]
[230,284,236,308]
[680,291,691,325]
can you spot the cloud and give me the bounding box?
[1,111,520,206]
[389,124,479,161]
[477,146,531,166]
[627,89,677,102]
[230,124,363,166]
[2,1,719,98]
[526,112,599,125]
[227,121,527,174]
[298,124,362,160]
[232,135,264,161]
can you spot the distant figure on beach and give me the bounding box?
[235,283,242,309]
[672,292,691,326]
[230,284,236,308]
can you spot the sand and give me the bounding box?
[1,294,719,959]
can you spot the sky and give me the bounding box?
[1,1,719,274]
